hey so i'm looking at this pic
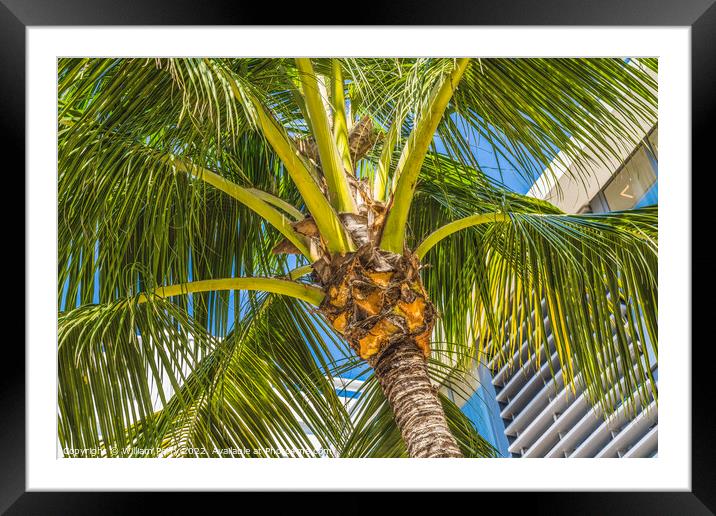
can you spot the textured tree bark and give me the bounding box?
[373,338,463,458]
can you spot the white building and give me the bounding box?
[455,122,658,458]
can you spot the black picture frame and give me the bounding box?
[6,1,714,513]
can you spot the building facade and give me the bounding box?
[459,123,658,458]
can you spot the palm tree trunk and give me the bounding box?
[373,338,463,458]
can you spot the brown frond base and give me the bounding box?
[316,244,436,365]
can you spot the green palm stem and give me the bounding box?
[245,188,304,221]
[252,102,355,254]
[331,59,354,175]
[287,264,313,280]
[381,58,470,253]
[226,79,355,254]
[295,58,357,214]
[171,158,313,259]
[372,110,402,202]
[415,212,509,259]
[137,277,325,306]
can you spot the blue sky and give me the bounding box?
[434,113,537,195]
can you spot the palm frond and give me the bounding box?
[339,57,656,201]
[294,58,356,213]
[59,61,312,335]
[58,57,659,458]
[59,292,352,457]
[58,134,295,334]
[443,57,657,191]
[419,197,657,415]
[381,58,470,252]
[58,295,215,453]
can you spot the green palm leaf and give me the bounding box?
[60,292,352,457]
[415,156,657,414]
[58,56,658,458]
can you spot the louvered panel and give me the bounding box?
[593,400,658,458]
[487,299,549,373]
[570,396,656,458]
[497,343,559,410]
[487,300,657,458]
[622,425,658,458]
[524,355,646,457]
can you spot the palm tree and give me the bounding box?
[58,57,658,458]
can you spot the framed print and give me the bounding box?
[6,0,714,513]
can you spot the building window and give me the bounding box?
[602,146,657,211]
[590,126,658,213]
